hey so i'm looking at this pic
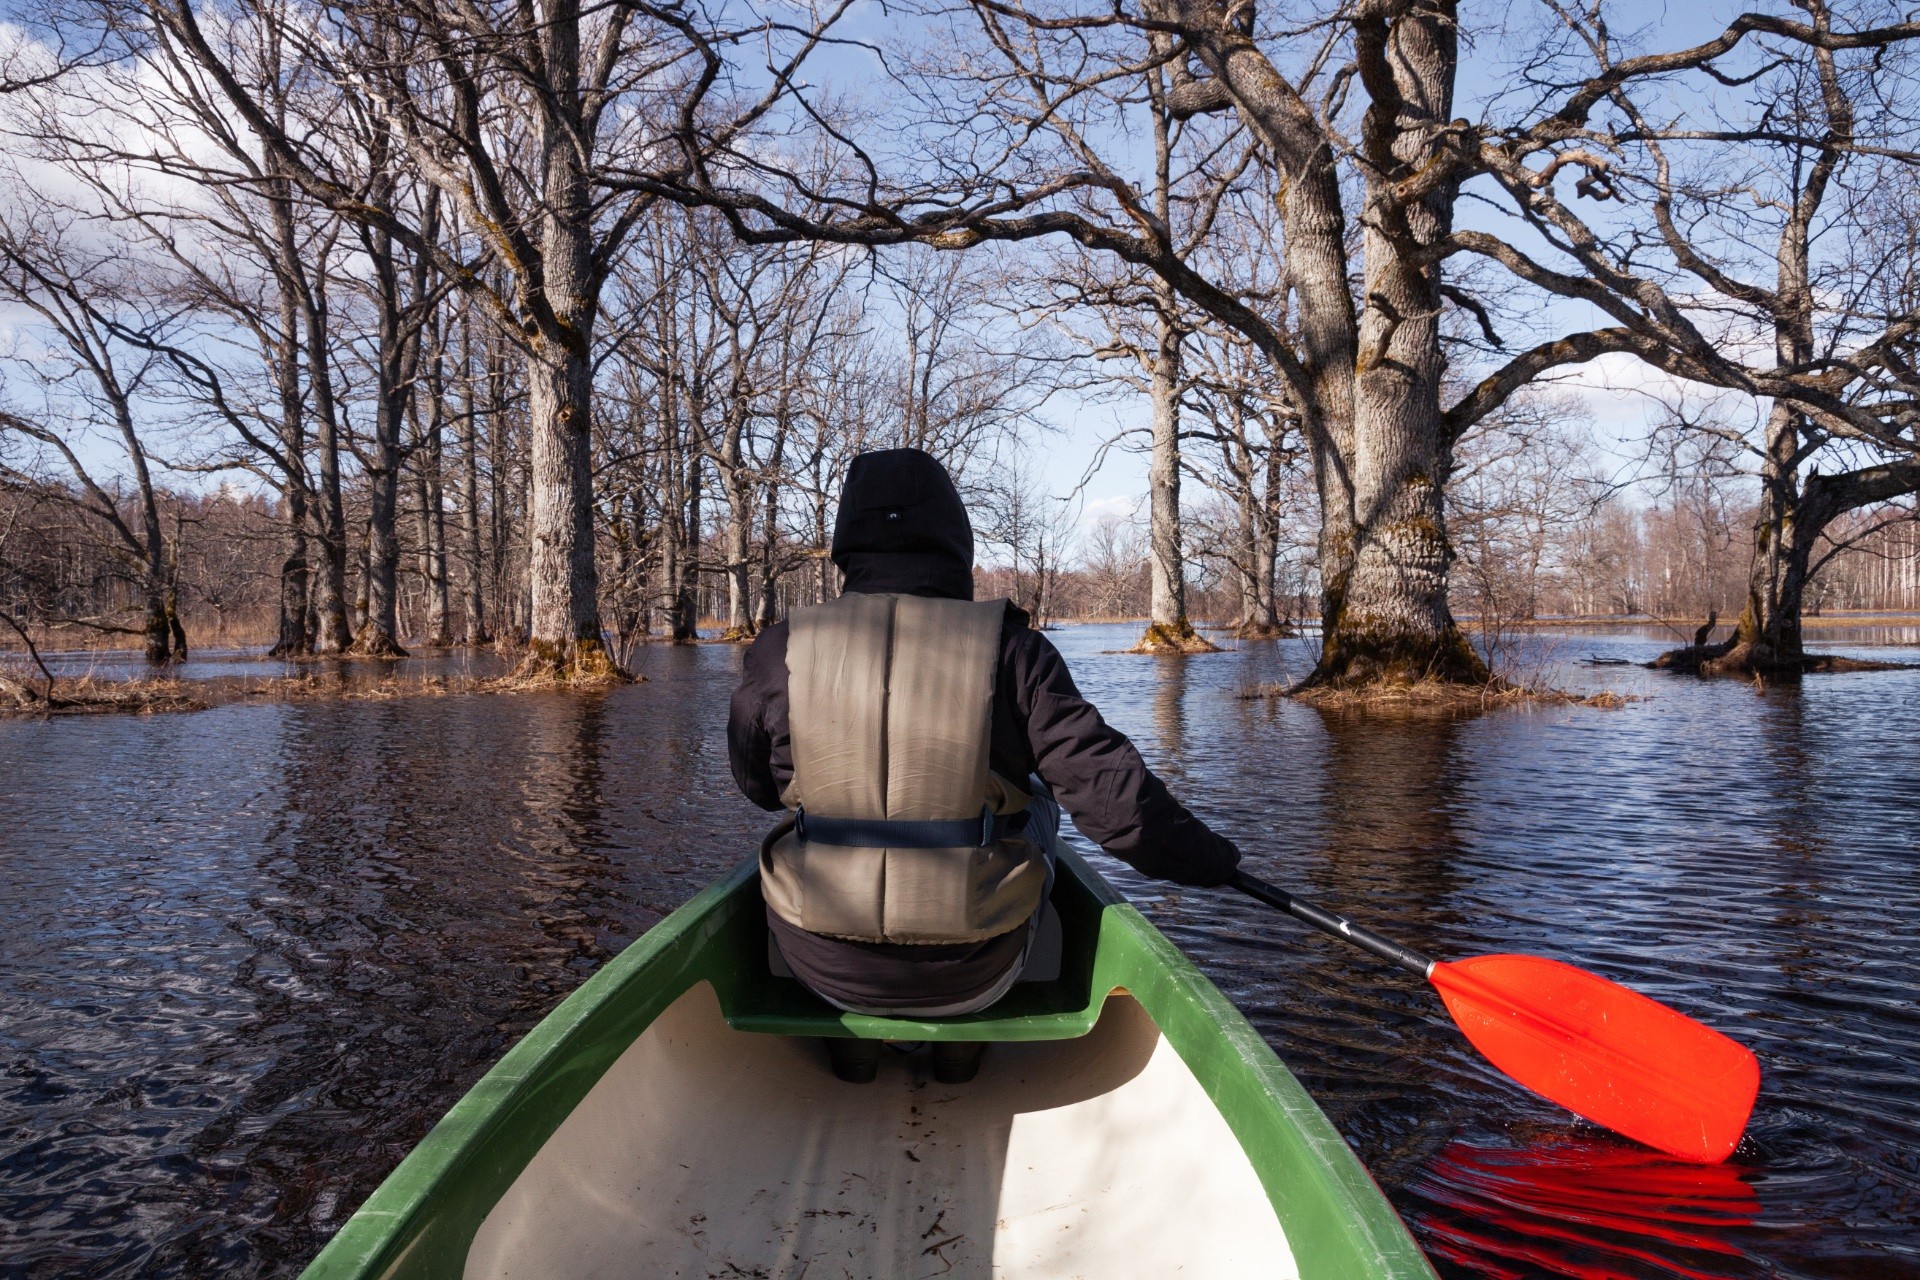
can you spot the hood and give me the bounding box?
[831,448,974,600]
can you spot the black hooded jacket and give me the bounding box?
[726,449,1240,1008]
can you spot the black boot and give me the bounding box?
[825,1037,883,1084]
[932,1041,986,1084]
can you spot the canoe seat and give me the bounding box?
[718,862,1117,1043]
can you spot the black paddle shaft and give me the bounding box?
[1230,871,1436,978]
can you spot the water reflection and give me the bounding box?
[1308,706,1465,876]
[2,625,1918,1278]
[1151,656,1188,777]
[1410,1139,1760,1279]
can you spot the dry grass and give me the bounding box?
[0,663,642,718]
[1240,677,1640,714]
[0,666,208,716]
[1121,620,1222,655]
[1800,612,1920,629]
[480,666,641,693]
[1483,610,1920,634]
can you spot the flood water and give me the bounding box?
[2,624,1917,1278]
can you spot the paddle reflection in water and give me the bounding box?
[1408,1140,1760,1280]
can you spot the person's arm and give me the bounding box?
[727,623,791,812]
[1006,627,1240,886]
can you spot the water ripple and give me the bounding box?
[1,624,1917,1277]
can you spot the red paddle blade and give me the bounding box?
[1429,955,1760,1164]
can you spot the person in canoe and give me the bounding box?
[728,447,1241,1082]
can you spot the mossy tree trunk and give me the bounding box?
[514,13,618,679]
[1736,404,1813,667]
[1297,0,1484,688]
[270,515,310,659]
[522,335,612,675]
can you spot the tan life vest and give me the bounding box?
[759,593,1048,944]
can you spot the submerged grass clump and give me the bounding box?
[0,667,209,716]
[0,662,642,718]
[1239,677,1639,714]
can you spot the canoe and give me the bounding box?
[301,847,1437,1279]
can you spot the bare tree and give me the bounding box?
[0,208,186,659]
[1458,0,1920,673]
[646,1,1686,688]
[1449,394,1612,658]
[977,440,1076,626]
[1079,511,1150,619]
[1183,318,1307,637]
[117,0,843,675]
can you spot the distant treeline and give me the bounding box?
[4,468,1913,658]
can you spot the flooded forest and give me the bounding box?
[2,0,1918,1278]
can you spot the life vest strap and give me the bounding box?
[795,805,1022,850]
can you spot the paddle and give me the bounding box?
[1230,871,1760,1164]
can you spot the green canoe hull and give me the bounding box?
[301,848,1436,1278]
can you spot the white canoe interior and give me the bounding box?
[464,981,1297,1279]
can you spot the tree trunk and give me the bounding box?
[487,328,515,643]
[516,4,613,678]
[1714,457,1920,674]
[415,390,452,646]
[1735,404,1807,663]
[1252,433,1284,634]
[351,522,369,639]
[1232,480,1265,636]
[657,450,683,642]
[1278,117,1363,674]
[721,463,754,640]
[757,475,782,630]
[521,340,609,671]
[1727,45,1844,677]
[1307,0,1483,687]
[352,367,407,657]
[632,488,655,640]
[273,501,311,657]
[1141,302,1199,644]
[755,408,792,630]
[659,508,688,643]
[350,195,422,659]
[111,386,177,664]
[458,319,490,645]
[674,453,703,641]
[1178,1,1477,687]
[165,584,187,659]
[812,453,835,604]
[266,167,312,658]
[815,503,834,604]
[1134,72,1211,656]
[303,283,351,654]
[141,586,172,663]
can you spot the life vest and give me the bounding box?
[760,593,1047,944]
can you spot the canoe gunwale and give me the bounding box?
[299,849,1436,1279]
